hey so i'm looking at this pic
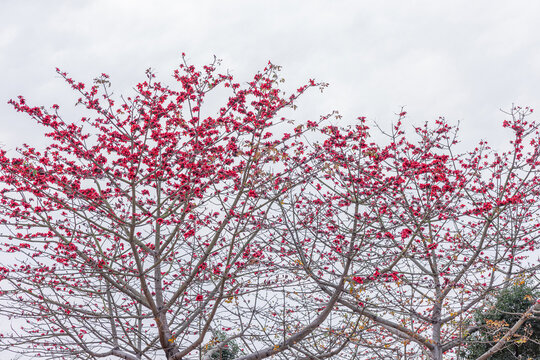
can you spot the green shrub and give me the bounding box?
[461,284,539,359]
[210,331,240,360]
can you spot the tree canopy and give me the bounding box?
[0,56,538,360]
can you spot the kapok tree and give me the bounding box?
[279,108,540,359]
[0,56,337,360]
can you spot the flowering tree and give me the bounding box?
[279,107,540,359]
[2,54,539,360]
[0,56,342,360]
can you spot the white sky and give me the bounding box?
[1,0,539,153]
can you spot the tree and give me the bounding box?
[205,330,240,360]
[462,283,539,360]
[278,108,540,359]
[0,55,343,360]
[1,55,539,360]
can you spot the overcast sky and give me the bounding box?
[1,0,539,153]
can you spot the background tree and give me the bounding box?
[0,56,340,360]
[461,283,539,360]
[280,108,540,359]
[200,330,239,360]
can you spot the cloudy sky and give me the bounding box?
[1,0,539,154]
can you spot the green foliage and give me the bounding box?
[210,331,240,360]
[461,284,539,359]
